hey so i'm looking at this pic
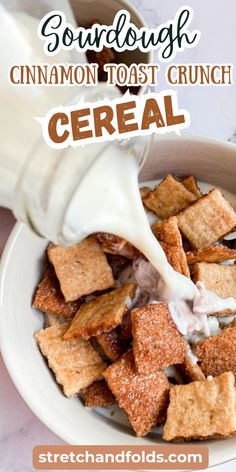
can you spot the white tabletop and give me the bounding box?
[1,0,236,471]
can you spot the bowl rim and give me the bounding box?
[0,134,236,468]
[148,132,236,149]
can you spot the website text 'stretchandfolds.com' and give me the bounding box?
[33,445,209,470]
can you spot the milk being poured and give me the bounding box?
[1,4,236,338]
[63,144,197,301]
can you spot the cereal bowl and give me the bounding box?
[0,135,236,469]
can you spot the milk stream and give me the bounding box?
[1,5,236,341]
[63,145,197,301]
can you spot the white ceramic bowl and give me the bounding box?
[1,135,236,469]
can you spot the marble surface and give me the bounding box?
[0,0,236,471]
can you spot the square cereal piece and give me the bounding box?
[104,350,170,436]
[177,189,236,249]
[163,372,236,441]
[193,262,236,299]
[187,244,236,265]
[48,235,115,301]
[64,284,136,340]
[34,324,106,397]
[142,175,197,218]
[152,216,182,247]
[83,379,116,408]
[97,233,141,259]
[160,243,190,277]
[132,303,186,374]
[152,217,190,277]
[181,176,202,198]
[96,329,126,362]
[195,326,236,378]
[33,266,82,318]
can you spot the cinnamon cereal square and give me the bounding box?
[187,244,236,264]
[163,372,236,441]
[177,189,236,249]
[193,262,236,299]
[160,243,190,277]
[35,324,106,397]
[104,350,170,436]
[64,284,136,340]
[132,303,185,373]
[152,216,182,247]
[152,217,190,277]
[48,236,115,302]
[143,175,197,218]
